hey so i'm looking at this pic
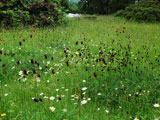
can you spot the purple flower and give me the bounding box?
[19,41,22,46]
[94,72,97,77]
[51,69,55,74]
[33,98,39,102]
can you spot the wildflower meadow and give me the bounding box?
[0,16,160,120]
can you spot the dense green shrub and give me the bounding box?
[79,0,135,14]
[115,0,160,23]
[0,0,67,27]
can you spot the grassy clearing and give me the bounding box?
[0,16,160,120]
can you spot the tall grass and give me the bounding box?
[0,16,160,120]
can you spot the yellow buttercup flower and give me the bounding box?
[1,113,6,117]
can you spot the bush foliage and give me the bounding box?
[0,0,67,27]
[115,0,160,23]
[79,0,135,14]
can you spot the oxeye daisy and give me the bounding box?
[49,106,56,112]
[134,117,139,120]
[50,96,55,100]
[81,100,87,105]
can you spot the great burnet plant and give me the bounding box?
[0,0,67,27]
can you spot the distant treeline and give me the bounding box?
[64,0,160,23]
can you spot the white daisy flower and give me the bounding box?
[81,100,87,105]
[105,110,109,113]
[49,106,56,112]
[153,104,160,108]
[82,87,87,91]
[50,96,55,100]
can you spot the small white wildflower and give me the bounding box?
[61,95,65,97]
[40,93,44,96]
[49,106,56,112]
[81,100,87,105]
[105,110,109,113]
[32,97,35,100]
[97,108,100,111]
[36,78,40,82]
[82,87,87,91]
[65,89,68,91]
[134,117,139,120]
[56,89,59,91]
[153,104,160,108]
[12,66,15,69]
[119,106,122,109]
[63,108,67,112]
[39,67,42,70]
[47,80,50,83]
[98,93,101,96]
[4,93,8,96]
[19,71,23,75]
[75,52,79,55]
[82,80,86,82]
[87,98,91,101]
[50,96,55,100]
[44,96,48,99]
[154,118,159,120]
[22,78,27,82]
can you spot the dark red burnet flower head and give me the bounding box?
[66,61,69,66]
[107,67,110,71]
[17,61,21,65]
[0,50,2,54]
[30,34,32,38]
[39,98,43,102]
[2,64,5,67]
[94,72,98,77]
[30,59,34,64]
[23,70,28,75]
[19,41,22,46]
[75,41,78,45]
[32,69,36,74]
[52,69,55,74]
[139,89,142,92]
[38,74,41,77]
[135,94,139,97]
[44,54,47,59]
[33,98,39,102]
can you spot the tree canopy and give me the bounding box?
[79,0,135,14]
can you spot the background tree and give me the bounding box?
[79,0,135,14]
